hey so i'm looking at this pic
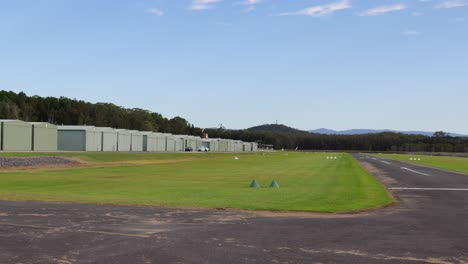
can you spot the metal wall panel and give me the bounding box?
[0,120,33,151]
[218,139,227,152]
[116,130,132,152]
[97,128,117,152]
[141,132,157,152]
[235,141,243,152]
[243,142,251,152]
[174,136,184,152]
[31,122,57,151]
[227,140,234,152]
[195,138,202,148]
[252,143,258,151]
[130,131,143,152]
[155,133,166,152]
[189,137,197,149]
[86,130,102,151]
[165,134,175,152]
[212,140,219,152]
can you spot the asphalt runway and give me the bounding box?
[1,154,467,263]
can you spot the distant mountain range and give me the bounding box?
[246,124,467,137]
[309,128,467,137]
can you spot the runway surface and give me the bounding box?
[1,153,467,263]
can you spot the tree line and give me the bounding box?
[1,90,467,152]
[0,90,202,135]
[207,127,468,153]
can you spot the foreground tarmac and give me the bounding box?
[1,154,467,263]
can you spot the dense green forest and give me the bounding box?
[0,90,202,135]
[1,90,467,152]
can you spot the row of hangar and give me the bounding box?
[0,119,258,152]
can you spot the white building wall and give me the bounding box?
[130,131,143,152]
[155,133,167,152]
[165,134,175,152]
[117,130,132,152]
[96,127,117,152]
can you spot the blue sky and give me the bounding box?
[0,0,467,133]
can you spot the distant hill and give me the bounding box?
[248,124,307,133]
[309,128,467,137]
[247,125,467,137]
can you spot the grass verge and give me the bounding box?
[369,153,468,174]
[0,152,394,212]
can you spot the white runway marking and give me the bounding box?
[380,160,391,165]
[389,187,468,191]
[400,167,430,176]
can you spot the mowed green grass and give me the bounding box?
[0,152,393,212]
[0,151,220,162]
[370,153,468,174]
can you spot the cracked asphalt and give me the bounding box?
[0,153,467,264]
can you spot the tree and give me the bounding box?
[433,131,448,138]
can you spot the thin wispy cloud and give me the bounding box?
[244,0,261,5]
[279,0,351,17]
[146,8,164,16]
[402,30,421,36]
[359,4,407,16]
[435,0,467,8]
[191,0,222,10]
[243,0,261,12]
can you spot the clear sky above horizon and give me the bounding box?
[1,0,467,133]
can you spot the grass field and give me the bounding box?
[0,152,394,213]
[369,153,468,174]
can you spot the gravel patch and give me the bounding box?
[0,157,78,168]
